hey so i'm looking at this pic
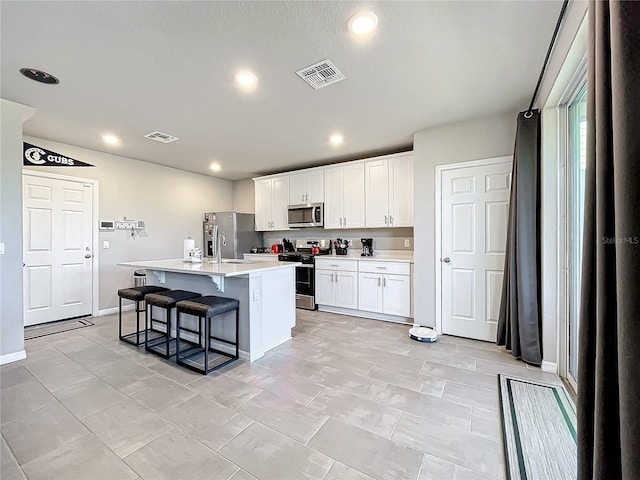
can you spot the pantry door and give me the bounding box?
[23,173,95,326]
[437,157,512,341]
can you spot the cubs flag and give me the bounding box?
[23,143,94,167]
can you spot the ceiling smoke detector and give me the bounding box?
[296,59,345,90]
[144,131,178,143]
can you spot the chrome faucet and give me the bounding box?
[212,225,227,266]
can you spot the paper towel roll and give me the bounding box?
[183,238,195,261]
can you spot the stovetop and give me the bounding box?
[278,239,331,264]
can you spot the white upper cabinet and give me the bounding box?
[254,175,290,231]
[364,153,413,228]
[289,170,324,204]
[324,163,365,229]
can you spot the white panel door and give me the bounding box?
[335,272,358,309]
[254,178,272,230]
[342,163,365,229]
[23,175,93,326]
[440,161,511,341]
[323,166,344,229]
[382,274,411,317]
[364,160,390,228]
[358,273,383,313]
[389,155,414,227]
[270,176,290,230]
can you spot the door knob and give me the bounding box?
[443,257,451,263]
[85,253,93,258]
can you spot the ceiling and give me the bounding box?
[1,1,562,181]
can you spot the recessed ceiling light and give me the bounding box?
[234,70,258,86]
[330,133,344,145]
[102,135,120,145]
[20,68,59,85]
[210,163,221,172]
[348,10,378,35]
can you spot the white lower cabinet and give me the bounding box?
[315,259,358,309]
[357,272,410,317]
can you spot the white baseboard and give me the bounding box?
[318,305,412,324]
[98,304,134,316]
[541,360,558,374]
[0,350,27,365]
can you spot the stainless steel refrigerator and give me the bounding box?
[203,212,262,259]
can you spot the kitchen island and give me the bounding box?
[118,259,299,361]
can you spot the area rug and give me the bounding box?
[498,374,577,480]
[24,317,94,340]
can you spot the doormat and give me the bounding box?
[25,317,94,340]
[498,374,577,480]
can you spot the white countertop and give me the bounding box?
[245,251,413,263]
[119,258,300,277]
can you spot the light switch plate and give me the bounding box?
[404,239,410,247]
[103,240,110,249]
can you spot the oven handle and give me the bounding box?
[295,264,314,269]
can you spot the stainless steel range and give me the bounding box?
[278,239,331,310]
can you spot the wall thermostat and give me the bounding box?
[99,220,115,230]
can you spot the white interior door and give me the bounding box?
[440,161,511,341]
[23,174,93,326]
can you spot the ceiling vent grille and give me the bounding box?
[296,59,345,89]
[144,131,179,143]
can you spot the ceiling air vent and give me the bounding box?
[296,59,345,90]
[144,131,178,143]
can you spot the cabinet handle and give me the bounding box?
[390,215,393,225]
[330,264,339,267]
[339,217,343,227]
[306,194,309,202]
[383,277,387,287]
[343,217,346,227]
[376,266,387,270]
[378,277,381,286]
[384,215,388,225]
[334,273,338,282]
[302,194,305,202]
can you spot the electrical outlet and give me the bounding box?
[404,239,410,247]
[103,240,110,249]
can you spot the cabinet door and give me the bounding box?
[343,163,365,229]
[365,160,390,228]
[382,274,411,317]
[389,155,414,227]
[307,170,324,203]
[324,166,343,229]
[254,178,273,231]
[335,271,358,309]
[315,270,335,306]
[289,173,308,205]
[271,176,290,230]
[358,273,383,313]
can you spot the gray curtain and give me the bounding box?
[496,110,542,366]
[577,2,640,479]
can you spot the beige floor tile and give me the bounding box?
[308,368,387,401]
[443,381,500,412]
[189,373,262,409]
[439,336,502,352]
[216,359,272,383]
[147,358,204,385]
[302,350,377,377]
[66,345,126,370]
[1,436,26,480]
[376,384,471,429]
[83,400,172,457]
[407,347,477,371]
[249,369,324,406]
[50,335,100,355]
[228,469,258,480]
[475,359,562,385]
[25,358,96,393]
[22,434,138,480]
[237,390,329,443]
[0,380,57,426]
[126,375,197,413]
[54,377,129,419]
[124,429,237,480]
[90,358,156,392]
[368,365,446,397]
[307,387,402,438]
[308,418,423,480]
[454,465,495,479]
[417,453,456,480]
[421,361,498,391]
[324,462,374,480]
[2,403,90,465]
[470,407,502,440]
[160,395,253,451]
[219,422,334,480]
[0,366,35,390]
[392,412,500,479]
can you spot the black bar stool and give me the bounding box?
[118,286,170,346]
[144,290,201,358]
[175,296,239,375]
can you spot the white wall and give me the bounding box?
[1,99,35,363]
[233,179,255,214]
[23,136,234,312]
[413,111,517,329]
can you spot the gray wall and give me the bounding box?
[1,99,35,361]
[233,178,255,214]
[413,111,517,329]
[23,136,234,312]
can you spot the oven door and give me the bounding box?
[295,264,316,310]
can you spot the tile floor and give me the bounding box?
[1,309,562,480]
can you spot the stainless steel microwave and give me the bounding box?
[287,203,324,228]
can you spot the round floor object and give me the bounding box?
[408,326,439,343]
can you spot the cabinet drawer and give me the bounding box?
[358,261,410,276]
[315,258,358,272]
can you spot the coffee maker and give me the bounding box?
[361,238,374,256]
